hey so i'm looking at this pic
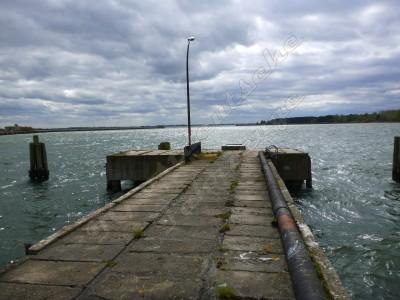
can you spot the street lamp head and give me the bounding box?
[187,36,195,42]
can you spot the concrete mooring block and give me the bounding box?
[265,147,312,190]
[106,150,184,191]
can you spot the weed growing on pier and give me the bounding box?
[193,152,220,161]
[215,257,226,269]
[218,245,228,252]
[133,228,144,239]
[271,216,278,228]
[225,199,234,207]
[215,212,231,221]
[219,223,231,233]
[229,180,238,192]
[216,284,237,299]
[103,260,118,268]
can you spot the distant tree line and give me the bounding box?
[0,124,35,135]
[258,109,400,125]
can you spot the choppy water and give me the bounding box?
[0,124,399,299]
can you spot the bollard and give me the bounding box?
[184,141,201,162]
[393,136,400,182]
[29,135,49,181]
[158,142,171,150]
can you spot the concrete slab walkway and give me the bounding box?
[0,151,294,299]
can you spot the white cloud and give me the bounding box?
[0,0,399,127]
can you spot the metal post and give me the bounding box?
[186,39,192,146]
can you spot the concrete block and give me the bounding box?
[112,253,205,276]
[231,207,272,216]
[233,194,268,201]
[165,206,229,216]
[0,283,81,300]
[97,211,159,222]
[215,270,294,299]
[223,236,283,253]
[123,197,172,205]
[129,237,217,254]
[61,230,133,245]
[81,272,202,300]
[106,150,184,183]
[0,260,103,286]
[233,200,270,208]
[111,204,165,212]
[220,252,288,273]
[266,148,312,189]
[230,213,273,226]
[226,224,280,239]
[145,225,219,241]
[157,214,221,227]
[34,243,123,262]
[80,220,148,233]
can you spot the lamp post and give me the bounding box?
[186,36,195,146]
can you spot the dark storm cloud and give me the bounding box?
[0,0,399,127]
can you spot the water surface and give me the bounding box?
[0,124,399,299]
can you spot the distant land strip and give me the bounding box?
[257,109,400,125]
[0,125,165,135]
[2,109,400,135]
[0,124,235,135]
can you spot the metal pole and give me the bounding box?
[186,40,192,146]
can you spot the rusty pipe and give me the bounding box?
[259,151,326,300]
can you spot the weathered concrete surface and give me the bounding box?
[0,151,295,299]
[35,243,123,262]
[0,260,104,286]
[0,283,81,300]
[106,149,184,183]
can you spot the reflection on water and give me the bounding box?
[0,124,400,299]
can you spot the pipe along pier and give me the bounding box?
[0,146,349,299]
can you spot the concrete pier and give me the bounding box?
[0,150,348,300]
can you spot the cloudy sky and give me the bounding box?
[0,0,399,127]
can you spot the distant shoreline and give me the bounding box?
[0,125,165,136]
[1,121,400,136]
[257,109,400,126]
[237,121,400,126]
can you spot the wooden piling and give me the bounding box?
[393,136,400,182]
[306,155,313,188]
[29,135,49,181]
